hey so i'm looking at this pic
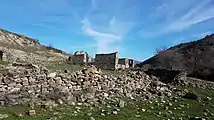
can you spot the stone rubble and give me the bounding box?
[0,63,173,107]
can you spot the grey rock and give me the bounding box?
[47,72,56,78]
[27,110,36,116]
[112,111,118,115]
[89,117,95,120]
[118,99,125,108]
[0,114,8,119]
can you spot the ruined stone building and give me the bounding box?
[95,52,118,70]
[0,50,3,61]
[0,50,6,61]
[118,58,134,69]
[70,51,89,64]
[68,50,136,70]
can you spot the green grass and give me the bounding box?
[0,60,9,65]
[0,60,9,74]
[44,61,84,73]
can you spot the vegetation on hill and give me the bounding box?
[137,34,214,81]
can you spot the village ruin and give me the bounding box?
[118,58,135,69]
[68,51,136,70]
[95,52,119,70]
[70,51,89,65]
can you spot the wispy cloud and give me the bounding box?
[140,0,214,38]
[81,0,135,53]
[156,4,167,12]
[82,18,121,53]
[168,0,214,32]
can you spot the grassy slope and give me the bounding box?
[44,61,84,72]
[0,78,213,120]
[0,60,9,74]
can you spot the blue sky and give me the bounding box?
[0,0,214,61]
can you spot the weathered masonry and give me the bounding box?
[0,51,3,61]
[118,58,129,69]
[71,51,89,64]
[0,50,6,61]
[128,59,134,68]
[95,52,118,70]
[118,58,135,69]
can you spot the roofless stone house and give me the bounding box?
[95,52,118,70]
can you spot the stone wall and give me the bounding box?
[129,59,134,68]
[0,51,2,60]
[144,68,186,84]
[118,58,129,69]
[70,51,88,64]
[118,58,134,69]
[0,50,6,61]
[95,52,118,70]
[72,54,87,64]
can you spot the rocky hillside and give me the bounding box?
[137,34,214,81]
[0,28,69,63]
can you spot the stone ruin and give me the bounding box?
[143,68,187,85]
[0,51,3,61]
[95,52,118,70]
[68,51,136,70]
[118,58,134,69]
[69,51,89,64]
[0,50,6,61]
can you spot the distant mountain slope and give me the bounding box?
[137,34,214,81]
[0,28,68,63]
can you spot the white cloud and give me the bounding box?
[140,0,214,38]
[82,18,121,53]
[81,0,134,53]
[168,0,214,32]
[83,23,120,40]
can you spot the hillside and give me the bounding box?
[137,34,214,81]
[0,28,69,63]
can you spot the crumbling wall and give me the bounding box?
[95,52,118,70]
[72,54,88,64]
[0,50,3,60]
[144,68,186,84]
[0,50,7,61]
[118,58,134,69]
[118,58,129,69]
[128,59,134,68]
[71,51,88,64]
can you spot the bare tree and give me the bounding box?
[155,46,167,55]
